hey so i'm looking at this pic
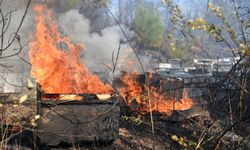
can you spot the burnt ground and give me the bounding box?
[0,94,250,150]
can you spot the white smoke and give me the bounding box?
[0,0,34,92]
[0,1,154,93]
[1,0,34,59]
[58,9,152,78]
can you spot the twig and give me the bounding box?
[112,41,121,74]
[17,54,31,66]
[1,0,32,52]
[104,4,145,73]
[214,118,249,149]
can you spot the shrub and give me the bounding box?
[133,3,164,49]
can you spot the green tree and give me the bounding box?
[133,3,164,49]
[61,0,109,11]
[56,0,81,12]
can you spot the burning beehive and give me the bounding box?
[29,5,119,146]
[29,5,113,94]
[36,87,120,146]
[117,72,194,116]
[28,2,195,146]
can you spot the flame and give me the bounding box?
[118,72,194,116]
[29,5,113,94]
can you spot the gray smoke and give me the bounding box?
[58,9,153,78]
[0,0,34,92]
[0,0,154,92]
[1,0,34,59]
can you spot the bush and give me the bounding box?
[133,3,164,49]
[61,0,81,12]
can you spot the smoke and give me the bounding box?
[58,9,153,77]
[0,0,34,92]
[0,0,154,92]
[58,9,121,71]
[1,0,34,59]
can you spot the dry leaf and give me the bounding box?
[19,94,28,104]
[27,79,34,89]
[35,115,41,120]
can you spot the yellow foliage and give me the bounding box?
[27,79,34,90]
[171,135,179,141]
[197,18,205,24]
[19,94,28,104]
[162,0,167,5]
[35,115,41,120]
[208,2,214,9]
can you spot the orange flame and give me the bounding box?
[118,73,193,116]
[29,5,113,94]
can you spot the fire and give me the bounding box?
[29,5,113,94]
[118,72,194,116]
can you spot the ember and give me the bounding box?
[29,5,113,94]
[118,72,194,116]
